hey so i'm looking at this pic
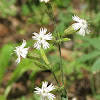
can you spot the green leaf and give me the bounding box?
[21,4,30,15]
[0,0,16,17]
[62,97,68,100]
[77,51,100,62]
[76,36,100,51]
[55,0,70,7]
[0,44,14,86]
[4,58,40,97]
[92,57,100,72]
[0,95,6,100]
[94,94,100,100]
[88,37,100,50]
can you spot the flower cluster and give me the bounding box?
[72,15,90,36]
[13,2,90,64]
[34,81,56,100]
[13,28,52,64]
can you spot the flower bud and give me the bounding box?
[55,38,71,44]
[34,61,50,70]
[63,25,76,37]
[40,48,50,66]
[27,52,41,59]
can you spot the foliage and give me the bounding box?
[56,12,73,36]
[0,0,100,99]
[0,95,6,100]
[54,0,70,8]
[0,0,16,17]
[21,4,31,15]
[0,44,14,86]
[75,35,100,72]
[27,4,50,25]
[4,58,41,97]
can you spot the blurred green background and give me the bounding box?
[0,0,100,100]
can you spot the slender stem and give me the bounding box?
[40,48,60,87]
[53,12,64,86]
[52,70,60,87]
[53,19,59,39]
[53,15,64,86]
[44,2,68,99]
[59,43,64,86]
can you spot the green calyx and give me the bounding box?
[63,25,76,37]
[54,38,71,44]
[27,52,41,59]
[34,61,50,70]
[40,48,50,66]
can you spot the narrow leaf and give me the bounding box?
[92,57,100,72]
[4,59,40,97]
[0,44,14,86]
[77,51,100,62]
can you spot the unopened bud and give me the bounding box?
[27,52,41,59]
[34,61,50,70]
[63,25,76,37]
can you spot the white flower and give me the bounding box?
[40,0,50,3]
[34,81,56,100]
[72,97,77,100]
[32,27,52,50]
[72,15,90,36]
[14,40,29,64]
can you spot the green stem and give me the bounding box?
[61,96,68,100]
[46,2,64,85]
[52,70,60,87]
[61,88,68,100]
[53,19,59,39]
[59,43,64,86]
[44,2,68,99]
[45,3,59,39]
[40,48,60,86]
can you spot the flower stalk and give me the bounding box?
[40,48,60,87]
[10,1,91,100]
[45,2,59,38]
[59,43,64,86]
[44,2,69,100]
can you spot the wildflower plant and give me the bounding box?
[9,0,90,100]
